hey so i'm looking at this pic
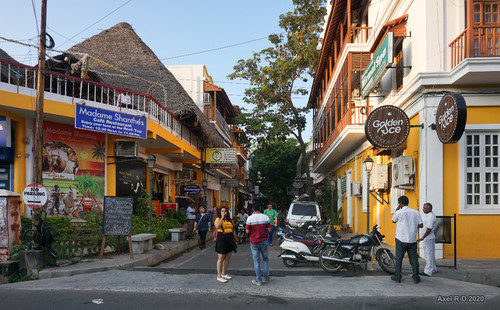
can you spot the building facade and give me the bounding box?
[309,0,500,258]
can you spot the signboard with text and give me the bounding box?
[361,32,394,98]
[205,148,237,168]
[435,93,467,144]
[75,104,147,139]
[365,105,410,149]
[22,184,49,209]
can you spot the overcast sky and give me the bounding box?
[0,0,314,140]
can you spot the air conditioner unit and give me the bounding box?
[203,92,211,104]
[369,164,389,191]
[352,181,362,197]
[177,170,193,180]
[115,141,139,157]
[392,155,414,188]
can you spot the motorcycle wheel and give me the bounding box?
[238,232,244,244]
[376,248,396,274]
[282,250,297,267]
[319,247,344,273]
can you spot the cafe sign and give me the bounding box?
[205,148,237,169]
[361,32,394,98]
[365,105,410,149]
[435,93,467,144]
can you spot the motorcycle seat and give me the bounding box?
[290,237,316,247]
[340,239,352,245]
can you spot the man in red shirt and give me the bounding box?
[246,201,271,286]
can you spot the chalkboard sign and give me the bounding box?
[103,196,133,235]
[435,216,452,244]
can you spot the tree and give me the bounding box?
[251,138,302,208]
[229,0,327,196]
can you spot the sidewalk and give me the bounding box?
[37,230,500,287]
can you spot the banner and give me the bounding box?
[205,148,237,168]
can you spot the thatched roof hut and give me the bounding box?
[66,22,224,147]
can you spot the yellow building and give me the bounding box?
[309,0,500,258]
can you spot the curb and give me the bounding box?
[38,235,209,280]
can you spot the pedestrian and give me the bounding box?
[246,201,272,286]
[186,202,196,240]
[214,206,238,283]
[418,202,437,277]
[194,206,211,249]
[391,195,423,283]
[263,202,278,246]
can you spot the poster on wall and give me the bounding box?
[116,159,146,213]
[42,122,105,217]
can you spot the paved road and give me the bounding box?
[2,238,499,309]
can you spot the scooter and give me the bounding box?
[236,221,247,244]
[278,224,339,267]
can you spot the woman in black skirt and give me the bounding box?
[214,206,238,283]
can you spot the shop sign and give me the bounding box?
[22,183,49,208]
[0,116,11,147]
[295,177,307,184]
[435,93,467,144]
[365,105,410,149]
[224,179,240,188]
[75,104,147,139]
[361,32,394,98]
[205,148,237,169]
[184,184,201,195]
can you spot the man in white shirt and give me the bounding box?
[391,195,423,283]
[418,202,437,277]
[186,202,196,240]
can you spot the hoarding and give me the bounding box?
[205,148,237,168]
[361,32,394,98]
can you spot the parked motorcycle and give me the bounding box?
[278,224,339,267]
[237,221,247,244]
[318,225,396,274]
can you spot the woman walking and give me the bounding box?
[214,207,238,283]
[194,206,210,249]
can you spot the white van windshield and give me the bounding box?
[291,204,317,216]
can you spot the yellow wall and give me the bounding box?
[442,106,500,258]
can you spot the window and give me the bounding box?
[472,2,500,57]
[394,40,403,91]
[460,127,500,214]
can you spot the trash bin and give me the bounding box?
[0,190,21,262]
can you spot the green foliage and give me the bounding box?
[314,181,341,224]
[228,0,327,195]
[251,138,302,208]
[77,174,98,193]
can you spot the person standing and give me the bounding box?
[214,207,238,283]
[263,203,278,246]
[391,195,423,283]
[246,201,272,286]
[418,202,437,277]
[194,206,211,249]
[186,202,196,240]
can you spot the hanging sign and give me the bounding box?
[365,105,410,149]
[75,104,147,139]
[435,93,467,144]
[361,32,394,98]
[205,148,237,168]
[183,184,201,195]
[22,183,49,208]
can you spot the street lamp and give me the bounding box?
[363,155,374,234]
[147,154,156,233]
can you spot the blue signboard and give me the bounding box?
[75,105,147,139]
[184,185,201,195]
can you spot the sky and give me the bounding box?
[0,0,315,141]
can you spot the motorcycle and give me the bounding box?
[278,224,339,267]
[318,225,396,274]
[236,221,247,244]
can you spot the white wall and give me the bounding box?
[166,65,205,111]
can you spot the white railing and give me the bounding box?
[0,59,200,150]
[214,108,233,140]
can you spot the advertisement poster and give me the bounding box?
[42,122,105,217]
[116,159,146,213]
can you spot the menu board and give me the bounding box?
[103,196,133,235]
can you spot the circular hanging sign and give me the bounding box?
[364,105,410,149]
[436,93,467,144]
[22,183,49,209]
[184,184,201,195]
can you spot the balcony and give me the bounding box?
[0,59,200,150]
[313,105,372,173]
[450,26,500,68]
[211,108,233,144]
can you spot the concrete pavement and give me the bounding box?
[31,230,500,288]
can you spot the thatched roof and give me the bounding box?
[0,48,17,63]
[66,22,224,147]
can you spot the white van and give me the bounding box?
[286,201,322,228]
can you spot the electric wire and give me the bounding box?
[31,0,39,35]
